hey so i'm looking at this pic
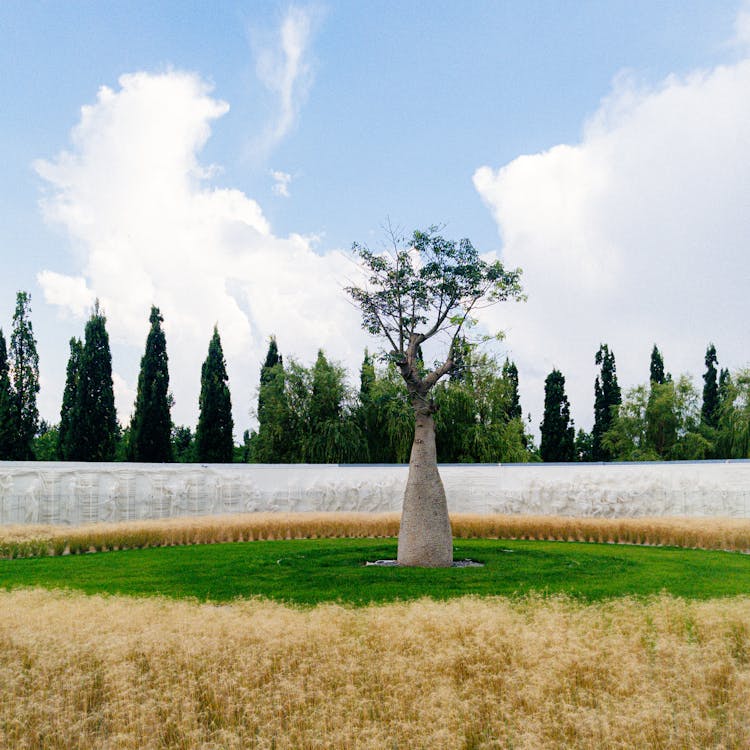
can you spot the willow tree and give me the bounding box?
[347,226,523,566]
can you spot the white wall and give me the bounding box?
[0,461,749,525]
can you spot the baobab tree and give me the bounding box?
[346,226,524,566]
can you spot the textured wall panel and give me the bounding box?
[0,461,748,525]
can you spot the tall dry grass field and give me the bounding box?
[2,589,750,749]
[4,512,750,558]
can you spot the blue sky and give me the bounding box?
[1,1,748,438]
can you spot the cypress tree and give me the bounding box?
[501,359,522,421]
[650,345,665,385]
[592,344,621,461]
[253,337,291,462]
[718,368,732,410]
[260,337,282,392]
[69,302,118,461]
[195,326,234,463]
[9,291,39,460]
[58,337,83,460]
[540,368,575,462]
[359,349,375,400]
[702,344,719,428]
[357,349,376,462]
[129,306,173,462]
[0,329,14,459]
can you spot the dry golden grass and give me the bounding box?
[3,512,750,558]
[1,588,749,748]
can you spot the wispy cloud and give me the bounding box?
[251,5,321,155]
[270,169,293,197]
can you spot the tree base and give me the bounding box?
[366,559,484,568]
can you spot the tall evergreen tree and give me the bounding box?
[0,329,15,459]
[58,337,83,460]
[649,345,665,384]
[702,343,720,428]
[260,336,282,386]
[540,368,575,462]
[195,327,234,463]
[129,306,173,462]
[69,303,118,461]
[592,344,621,461]
[9,292,39,460]
[501,359,522,421]
[718,368,732,410]
[357,349,377,462]
[359,349,376,399]
[253,337,292,462]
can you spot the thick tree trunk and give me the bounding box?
[397,410,453,567]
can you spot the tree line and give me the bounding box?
[0,294,234,463]
[539,343,749,462]
[0,290,748,463]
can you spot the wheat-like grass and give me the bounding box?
[3,512,750,558]
[1,588,749,748]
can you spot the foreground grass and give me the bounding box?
[2,538,750,604]
[2,588,750,749]
[5,512,750,559]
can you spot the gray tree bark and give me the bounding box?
[397,407,453,567]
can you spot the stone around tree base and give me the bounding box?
[365,559,484,568]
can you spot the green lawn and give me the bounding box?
[1,538,749,605]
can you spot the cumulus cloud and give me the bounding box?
[474,57,750,435]
[270,169,293,197]
[252,5,319,154]
[35,70,366,432]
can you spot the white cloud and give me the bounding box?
[36,271,96,318]
[270,169,293,197]
[35,70,366,433]
[474,57,750,436]
[252,5,319,154]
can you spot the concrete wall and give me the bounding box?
[1,460,749,525]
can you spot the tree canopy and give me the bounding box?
[346,226,524,408]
